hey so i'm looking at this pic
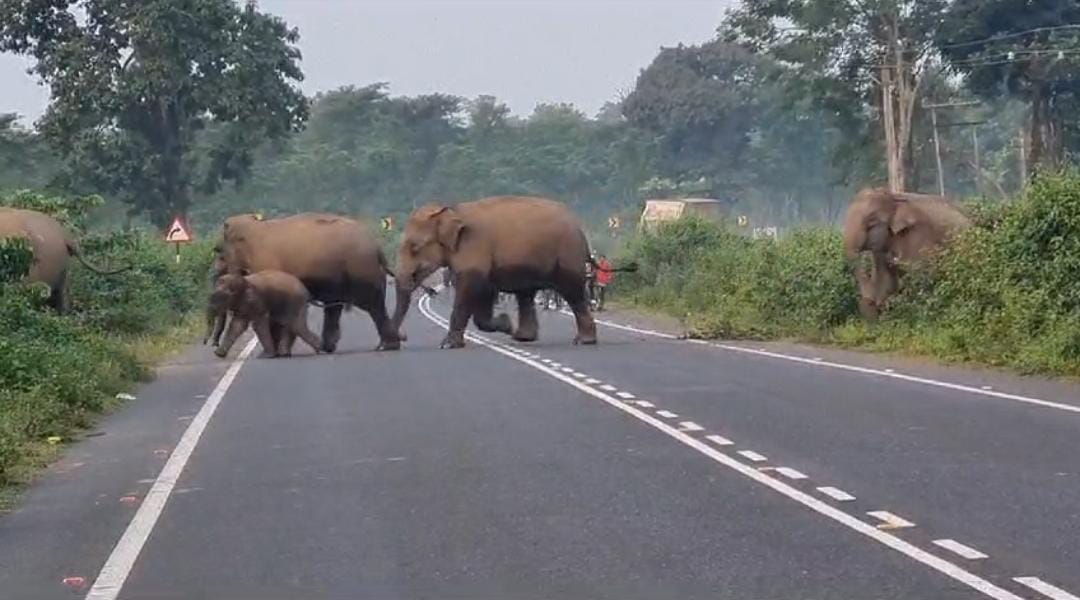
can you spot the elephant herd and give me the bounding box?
[2,188,971,356]
[204,195,626,358]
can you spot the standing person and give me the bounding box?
[594,254,614,311]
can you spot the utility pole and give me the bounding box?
[972,127,981,196]
[1019,129,1028,188]
[924,100,981,196]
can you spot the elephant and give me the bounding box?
[842,187,972,320]
[391,195,636,349]
[209,270,324,359]
[0,207,130,312]
[214,212,402,352]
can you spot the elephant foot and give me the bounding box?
[376,339,401,351]
[257,350,278,359]
[440,333,466,349]
[214,348,229,359]
[512,329,538,343]
[321,341,338,354]
[574,333,598,346]
[494,313,514,335]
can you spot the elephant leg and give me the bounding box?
[269,321,285,354]
[215,316,250,358]
[292,310,324,355]
[472,288,513,335]
[253,316,278,359]
[321,304,345,353]
[359,287,401,352]
[558,278,597,345]
[513,290,539,342]
[277,320,297,357]
[442,284,476,349]
[48,271,70,314]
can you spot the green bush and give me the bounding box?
[0,192,213,486]
[620,173,1080,376]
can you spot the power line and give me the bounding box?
[938,24,1080,51]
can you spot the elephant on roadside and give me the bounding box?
[391,195,636,349]
[0,207,130,312]
[842,188,972,320]
[214,212,402,352]
[208,270,324,359]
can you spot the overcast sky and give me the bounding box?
[0,0,732,126]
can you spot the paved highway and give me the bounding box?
[0,291,1078,600]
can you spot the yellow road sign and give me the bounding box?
[381,216,394,231]
[608,216,621,229]
[737,215,750,228]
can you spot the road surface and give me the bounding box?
[0,291,1078,600]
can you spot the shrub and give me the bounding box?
[620,172,1080,376]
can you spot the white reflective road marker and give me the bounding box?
[678,421,705,432]
[655,410,679,419]
[738,450,768,463]
[868,511,916,529]
[615,391,636,399]
[1013,577,1080,600]
[816,487,856,502]
[773,467,808,480]
[85,336,259,600]
[933,539,988,560]
[421,297,1025,600]
[706,434,733,446]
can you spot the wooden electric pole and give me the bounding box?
[924,100,981,196]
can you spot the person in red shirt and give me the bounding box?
[594,255,614,311]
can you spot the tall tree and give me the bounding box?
[0,0,309,226]
[723,0,949,192]
[937,0,1080,171]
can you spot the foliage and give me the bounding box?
[0,0,309,227]
[0,113,58,194]
[937,0,1080,168]
[621,173,1080,375]
[0,237,32,282]
[0,191,213,486]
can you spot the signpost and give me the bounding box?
[164,215,193,264]
[608,216,620,230]
[737,215,750,228]
[381,216,394,231]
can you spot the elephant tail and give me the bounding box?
[587,255,639,274]
[67,242,134,276]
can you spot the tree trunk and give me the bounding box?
[1028,85,1061,172]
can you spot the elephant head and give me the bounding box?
[395,205,466,293]
[203,273,246,346]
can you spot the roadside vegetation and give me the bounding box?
[0,192,214,490]
[617,172,1080,378]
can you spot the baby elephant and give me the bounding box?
[208,270,323,359]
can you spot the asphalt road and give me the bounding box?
[0,290,1078,600]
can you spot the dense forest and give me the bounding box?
[1,0,1078,233]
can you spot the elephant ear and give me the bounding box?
[434,208,467,252]
[890,202,919,235]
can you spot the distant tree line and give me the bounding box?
[2,0,1078,230]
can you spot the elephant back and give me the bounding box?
[0,208,71,285]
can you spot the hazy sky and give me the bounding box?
[0,0,732,125]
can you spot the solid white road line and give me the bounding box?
[933,539,988,560]
[868,511,916,529]
[615,391,636,399]
[774,467,808,480]
[418,297,1025,600]
[738,450,768,463]
[578,313,1080,416]
[816,487,856,502]
[1013,578,1080,600]
[85,336,259,600]
[678,421,705,432]
[706,434,734,446]
[655,410,679,419]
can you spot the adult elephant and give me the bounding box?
[0,207,130,312]
[842,188,971,320]
[215,212,401,352]
[392,196,634,349]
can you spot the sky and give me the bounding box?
[0,0,732,126]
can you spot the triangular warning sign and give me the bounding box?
[165,216,193,243]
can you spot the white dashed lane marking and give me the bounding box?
[706,435,734,446]
[633,401,655,408]
[655,410,679,419]
[868,511,916,530]
[737,450,768,463]
[584,378,601,385]
[933,539,988,560]
[1013,577,1080,600]
[678,421,705,432]
[615,391,636,399]
[599,384,617,392]
[816,487,856,502]
[773,467,808,480]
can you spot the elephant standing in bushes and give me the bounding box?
[0,208,130,312]
[391,196,636,349]
[214,212,402,352]
[842,188,972,320]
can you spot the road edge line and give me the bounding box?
[85,336,259,600]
